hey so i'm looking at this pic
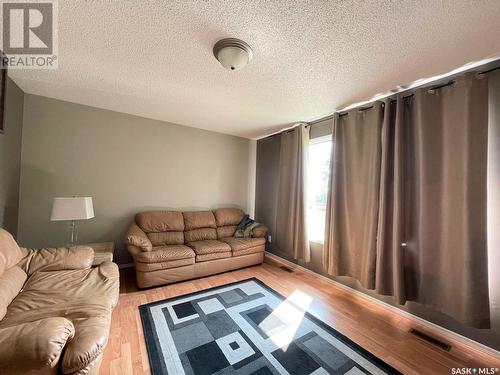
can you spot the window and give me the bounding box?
[307,136,331,243]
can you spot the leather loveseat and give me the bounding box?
[125,208,268,288]
[0,228,119,375]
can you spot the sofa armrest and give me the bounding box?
[61,316,110,374]
[97,261,120,309]
[22,246,94,275]
[125,224,152,252]
[251,224,269,239]
[0,317,75,375]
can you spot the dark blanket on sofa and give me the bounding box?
[234,215,262,238]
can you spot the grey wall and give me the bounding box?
[18,94,253,264]
[255,119,500,350]
[0,78,24,236]
[255,134,280,244]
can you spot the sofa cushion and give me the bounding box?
[187,240,231,255]
[147,231,184,246]
[183,211,216,230]
[133,245,195,264]
[216,225,237,239]
[136,211,184,233]
[3,263,119,322]
[22,247,94,275]
[233,247,265,257]
[185,228,217,242]
[221,237,266,252]
[213,208,245,227]
[196,251,232,262]
[134,257,194,272]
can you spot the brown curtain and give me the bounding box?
[375,73,490,327]
[374,97,408,304]
[405,73,490,328]
[323,103,384,288]
[275,124,310,262]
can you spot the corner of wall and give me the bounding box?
[247,139,257,217]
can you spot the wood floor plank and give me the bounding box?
[101,263,500,374]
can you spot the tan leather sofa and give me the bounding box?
[0,228,119,375]
[126,208,268,288]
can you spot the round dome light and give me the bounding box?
[213,38,253,71]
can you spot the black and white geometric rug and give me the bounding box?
[140,278,401,375]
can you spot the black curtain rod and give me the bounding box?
[477,65,500,75]
[339,104,375,117]
[387,79,456,103]
[337,79,456,117]
[308,65,500,125]
[305,115,334,127]
[269,63,500,137]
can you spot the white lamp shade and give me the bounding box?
[50,197,95,221]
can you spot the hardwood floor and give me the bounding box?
[100,261,500,375]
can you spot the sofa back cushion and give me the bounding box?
[216,226,238,239]
[213,208,245,239]
[185,228,217,242]
[135,211,184,246]
[147,232,184,246]
[183,211,217,242]
[136,211,184,232]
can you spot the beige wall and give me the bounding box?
[0,78,24,236]
[18,94,253,264]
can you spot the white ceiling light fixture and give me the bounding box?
[213,38,253,71]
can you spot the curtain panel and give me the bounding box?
[324,72,491,327]
[374,96,408,305]
[323,103,384,289]
[404,73,490,328]
[275,124,311,262]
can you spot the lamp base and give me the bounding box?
[67,220,78,247]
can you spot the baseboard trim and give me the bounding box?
[264,252,500,359]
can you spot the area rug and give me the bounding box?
[140,278,401,375]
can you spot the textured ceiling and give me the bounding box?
[10,0,500,139]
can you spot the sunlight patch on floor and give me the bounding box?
[258,289,313,350]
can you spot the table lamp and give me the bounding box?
[50,197,94,246]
